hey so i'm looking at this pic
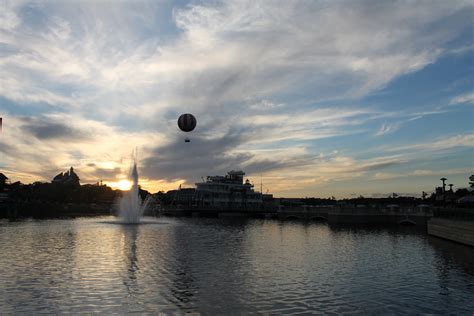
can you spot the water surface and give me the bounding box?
[0,217,473,314]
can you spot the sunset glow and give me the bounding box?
[0,2,473,314]
[107,180,132,191]
[0,1,472,198]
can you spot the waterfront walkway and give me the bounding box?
[163,205,434,226]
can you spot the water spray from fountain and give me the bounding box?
[118,149,150,223]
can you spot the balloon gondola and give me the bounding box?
[177,113,197,143]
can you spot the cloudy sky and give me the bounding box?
[0,0,473,197]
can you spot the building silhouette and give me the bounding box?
[52,167,80,186]
[0,173,8,190]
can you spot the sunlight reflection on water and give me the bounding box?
[0,216,473,314]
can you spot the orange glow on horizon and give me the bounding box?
[106,179,132,191]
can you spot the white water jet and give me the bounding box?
[118,156,149,224]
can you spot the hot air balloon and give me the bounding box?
[177,113,197,142]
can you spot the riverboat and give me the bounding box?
[169,170,263,212]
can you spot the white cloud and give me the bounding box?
[411,170,434,176]
[375,122,401,136]
[1,0,471,118]
[385,134,474,153]
[0,114,167,185]
[0,0,473,196]
[374,168,472,181]
[449,91,474,105]
[0,2,21,31]
[374,172,402,180]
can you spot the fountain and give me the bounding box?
[117,156,149,224]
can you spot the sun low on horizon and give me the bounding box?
[106,179,133,192]
[0,1,473,198]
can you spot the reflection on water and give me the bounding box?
[428,236,474,300]
[121,225,141,311]
[0,217,473,314]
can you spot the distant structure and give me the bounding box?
[422,191,428,200]
[0,173,7,184]
[0,173,8,189]
[171,170,263,209]
[196,170,262,208]
[52,167,80,186]
[458,175,474,205]
[440,177,447,192]
[433,177,460,204]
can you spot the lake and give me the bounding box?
[0,217,473,314]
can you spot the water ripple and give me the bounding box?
[0,217,473,314]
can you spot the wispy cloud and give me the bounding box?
[0,0,472,196]
[374,168,472,181]
[2,0,471,118]
[449,91,474,105]
[383,134,474,153]
[375,122,401,136]
[0,114,166,184]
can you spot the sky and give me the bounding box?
[0,0,473,198]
